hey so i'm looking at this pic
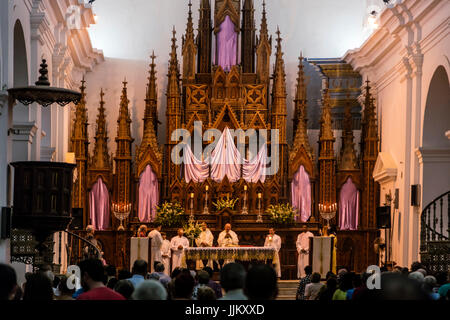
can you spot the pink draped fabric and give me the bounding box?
[184,145,209,183]
[89,177,110,231]
[339,178,359,231]
[291,166,312,222]
[243,145,267,183]
[210,128,241,182]
[217,15,237,72]
[138,165,159,223]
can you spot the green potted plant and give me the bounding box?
[266,203,297,227]
[154,201,187,228]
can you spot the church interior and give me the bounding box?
[0,0,449,301]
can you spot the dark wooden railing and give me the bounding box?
[420,191,450,272]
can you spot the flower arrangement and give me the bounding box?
[154,201,186,228]
[266,203,297,226]
[183,220,202,242]
[213,196,238,211]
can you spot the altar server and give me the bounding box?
[148,224,163,273]
[160,232,171,276]
[170,228,190,271]
[296,228,314,279]
[195,223,214,269]
[264,228,282,278]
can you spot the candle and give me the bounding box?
[258,193,262,199]
[191,193,194,199]
[206,186,209,191]
[244,185,247,191]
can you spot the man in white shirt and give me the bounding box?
[170,228,189,271]
[148,224,163,273]
[264,228,282,278]
[217,224,239,267]
[296,228,314,279]
[160,232,171,276]
[195,222,214,269]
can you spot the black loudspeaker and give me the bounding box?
[1,207,12,239]
[411,185,420,207]
[70,208,83,230]
[377,206,391,229]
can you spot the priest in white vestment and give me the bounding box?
[148,225,163,273]
[195,222,214,269]
[170,228,190,271]
[217,224,239,267]
[296,229,314,279]
[160,232,171,276]
[264,228,282,278]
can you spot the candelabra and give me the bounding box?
[256,193,263,223]
[318,203,337,231]
[203,187,209,215]
[241,186,248,215]
[112,203,131,231]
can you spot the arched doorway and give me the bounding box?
[13,20,29,122]
[421,66,450,205]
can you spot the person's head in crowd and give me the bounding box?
[131,260,148,277]
[416,268,427,277]
[311,272,321,284]
[325,271,336,280]
[155,263,165,273]
[138,225,148,237]
[118,269,132,280]
[114,280,134,300]
[220,263,246,293]
[352,273,363,288]
[304,265,312,276]
[177,228,184,237]
[0,264,17,300]
[197,270,210,285]
[373,272,429,300]
[203,266,214,279]
[201,222,208,231]
[325,277,338,292]
[401,267,409,275]
[245,265,278,300]
[225,223,232,232]
[409,271,425,283]
[423,275,437,294]
[268,228,275,236]
[339,272,354,291]
[393,266,403,273]
[171,267,182,279]
[132,280,167,300]
[197,286,216,301]
[154,223,162,232]
[40,264,55,282]
[23,272,54,301]
[78,259,107,290]
[148,273,160,281]
[58,275,75,299]
[173,270,195,300]
[161,232,167,241]
[105,265,117,278]
[107,277,118,289]
[86,225,95,238]
[410,261,423,272]
[380,266,388,273]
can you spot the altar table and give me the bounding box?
[181,247,281,276]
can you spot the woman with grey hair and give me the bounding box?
[408,271,425,283]
[132,280,167,300]
[423,275,440,300]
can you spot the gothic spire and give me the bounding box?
[168,27,181,99]
[117,79,132,140]
[182,1,197,80]
[256,0,271,83]
[241,0,255,73]
[92,88,111,170]
[339,96,358,171]
[319,83,334,143]
[145,51,158,132]
[291,52,313,160]
[197,0,212,73]
[272,27,286,98]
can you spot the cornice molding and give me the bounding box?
[416,147,450,164]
